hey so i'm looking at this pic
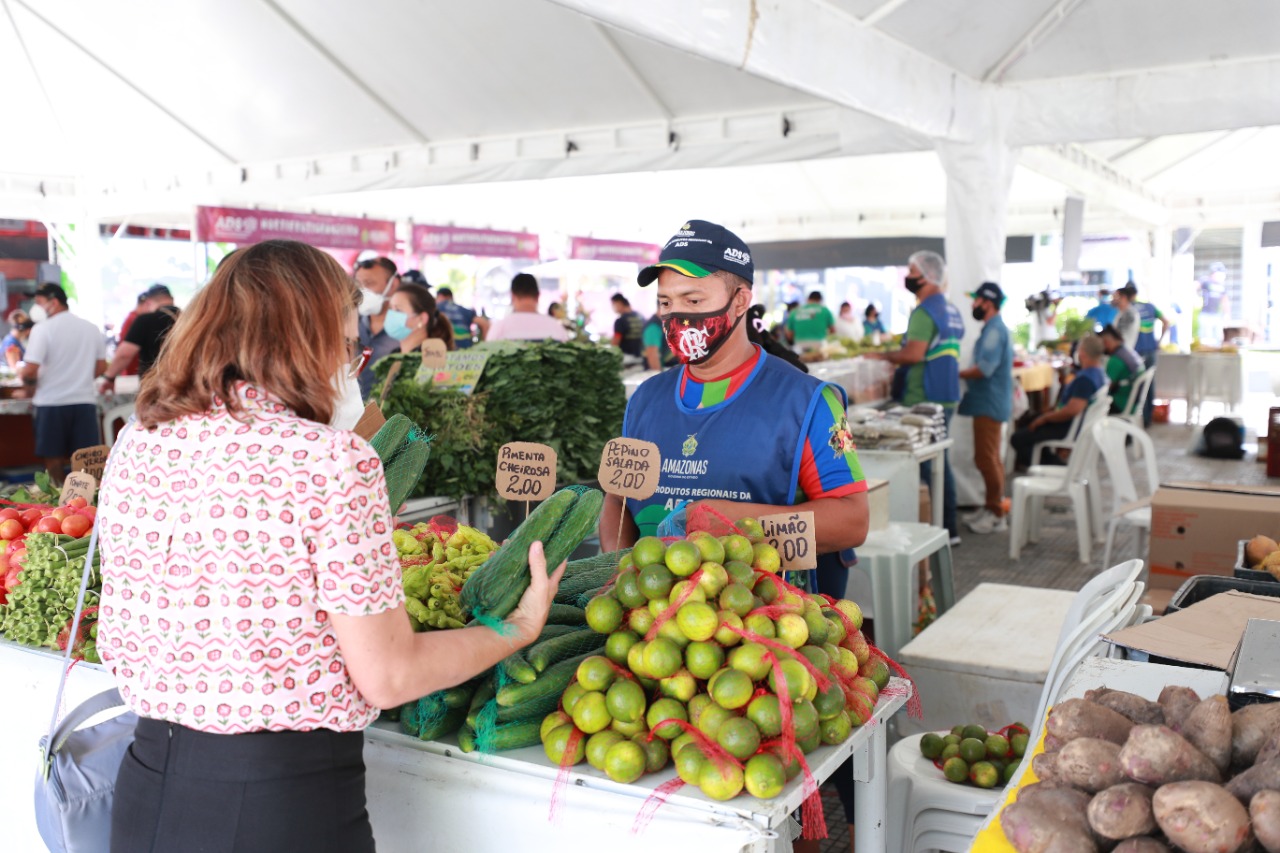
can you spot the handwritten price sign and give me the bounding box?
[597,438,660,500]
[758,511,818,571]
[420,338,448,372]
[70,445,110,481]
[60,472,97,506]
[496,442,557,501]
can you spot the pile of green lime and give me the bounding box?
[541,524,887,803]
[918,722,1030,789]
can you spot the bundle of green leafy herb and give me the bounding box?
[369,340,625,500]
[372,352,501,500]
[472,340,625,485]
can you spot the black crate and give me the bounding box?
[1167,574,1280,615]
[1235,539,1280,583]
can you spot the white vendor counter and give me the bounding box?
[0,639,910,853]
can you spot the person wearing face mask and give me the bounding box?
[385,283,456,353]
[99,240,564,853]
[957,282,1014,535]
[601,220,869,846]
[20,284,109,484]
[354,256,401,398]
[867,250,965,545]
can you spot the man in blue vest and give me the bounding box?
[599,219,870,844]
[869,250,965,544]
[435,287,489,349]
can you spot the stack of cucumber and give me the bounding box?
[399,486,627,752]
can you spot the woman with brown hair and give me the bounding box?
[97,240,562,853]
[385,282,455,353]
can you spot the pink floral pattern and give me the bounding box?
[97,384,404,734]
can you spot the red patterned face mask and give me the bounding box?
[660,290,745,365]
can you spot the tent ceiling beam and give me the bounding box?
[984,0,1088,83]
[591,22,673,120]
[2,0,63,135]
[257,0,430,144]
[84,104,847,199]
[1107,138,1157,163]
[1138,128,1265,182]
[1008,56,1280,145]
[9,0,238,164]
[1019,144,1170,226]
[857,0,913,27]
[548,0,984,142]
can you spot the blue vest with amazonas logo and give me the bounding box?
[918,292,965,404]
[622,351,845,538]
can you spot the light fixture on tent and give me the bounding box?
[782,117,792,137]
[668,131,679,151]
[566,140,579,155]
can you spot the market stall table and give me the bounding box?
[970,656,1230,852]
[0,640,910,853]
[856,438,952,530]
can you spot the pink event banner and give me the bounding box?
[569,237,660,265]
[195,206,395,251]
[412,224,540,259]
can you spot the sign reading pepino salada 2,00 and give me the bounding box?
[195,206,396,251]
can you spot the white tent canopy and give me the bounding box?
[2,0,1279,238]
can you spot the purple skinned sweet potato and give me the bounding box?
[1087,782,1156,840]
[1119,725,1220,785]
[1152,781,1251,853]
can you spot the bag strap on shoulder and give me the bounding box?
[43,420,134,761]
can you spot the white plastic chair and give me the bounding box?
[1116,367,1156,432]
[886,560,1145,853]
[1094,417,1159,572]
[102,402,135,446]
[1029,391,1110,468]
[1010,395,1110,563]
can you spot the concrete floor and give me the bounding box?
[814,410,1276,852]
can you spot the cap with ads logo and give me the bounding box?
[637,219,754,286]
[967,281,1005,307]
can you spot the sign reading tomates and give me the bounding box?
[195,206,395,251]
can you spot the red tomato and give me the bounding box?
[75,507,97,521]
[0,519,22,540]
[0,508,19,522]
[34,516,62,534]
[50,508,70,522]
[67,497,89,509]
[60,514,92,539]
[5,537,24,556]
[20,509,43,528]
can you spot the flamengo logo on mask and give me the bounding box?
[676,326,712,361]
[724,248,750,265]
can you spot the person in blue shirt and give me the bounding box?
[862,304,887,338]
[1010,334,1107,469]
[435,286,489,349]
[1084,288,1118,329]
[2,309,32,369]
[957,282,1014,534]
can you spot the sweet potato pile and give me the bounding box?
[1000,688,1280,853]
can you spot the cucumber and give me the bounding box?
[458,726,477,753]
[526,627,605,674]
[369,414,413,461]
[496,651,597,708]
[460,489,577,619]
[543,488,604,570]
[417,705,467,742]
[500,650,538,686]
[476,718,543,753]
[494,689,563,724]
[465,675,498,729]
[544,603,587,626]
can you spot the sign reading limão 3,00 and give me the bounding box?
[758,511,818,571]
[598,438,660,500]
[496,442,557,501]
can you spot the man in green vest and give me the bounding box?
[785,290,836,352]
[869,250,965,544]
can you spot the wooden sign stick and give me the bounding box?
[379,361,403,406]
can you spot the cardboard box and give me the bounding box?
[1147,481,1280,591]
[1105,590,1280,670]
[866,478,890,531]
